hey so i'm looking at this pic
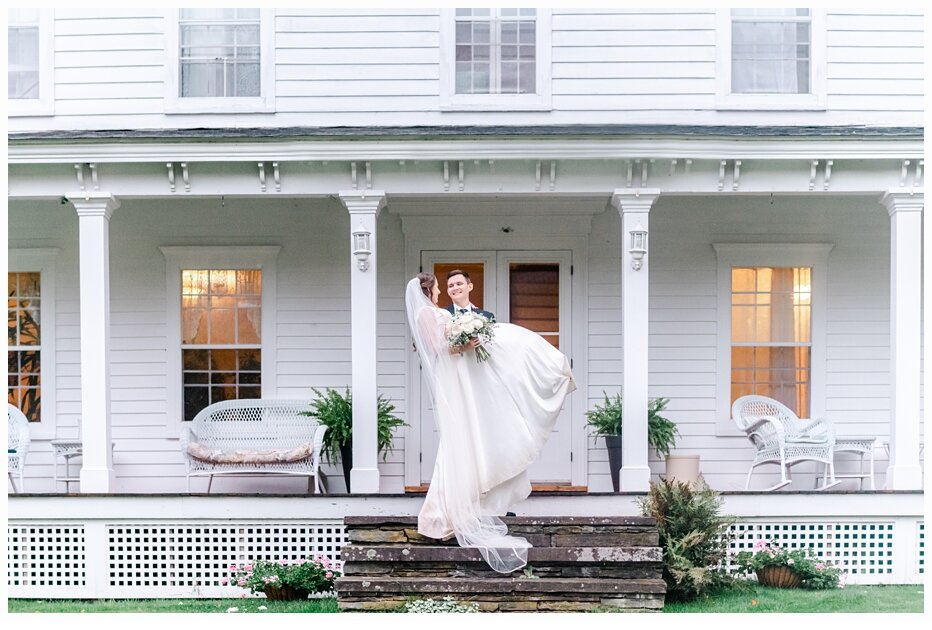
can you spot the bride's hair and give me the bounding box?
[416,272,436,298]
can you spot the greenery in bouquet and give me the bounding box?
[223,556,341,595]
[733,540,846,589]
[445,311,495,362]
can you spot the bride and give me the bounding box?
[405,272,576,573]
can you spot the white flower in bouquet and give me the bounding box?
[447,311,495,362]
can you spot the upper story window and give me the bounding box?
[731,9,810,95]
[455,8,537,95]
[441,8,552,111]
[7,9,53,116]
[8,9,39,99]
[179,8,260,98]
[165,8,275,114]
[715,8,825,110]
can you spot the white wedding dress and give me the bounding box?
[405,278,576,573]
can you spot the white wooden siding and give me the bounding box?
[7,191,921,493]
[8,8,923,130]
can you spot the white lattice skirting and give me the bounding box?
[7,494,924,598]
[8,521,348,598]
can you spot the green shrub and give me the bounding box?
[637,478,737,602]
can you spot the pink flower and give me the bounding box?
[229,564,238,572]
[787,558,794,565]
[754,540,768,551]
[244,563,253,572]
[237,578,247,587]
[815,562,825,570]
[325,571,333,579]
[296,558,307,566]
[220,577,229,585]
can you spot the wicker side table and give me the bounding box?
[816,437,876,490]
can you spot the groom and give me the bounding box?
[445,269,496,322]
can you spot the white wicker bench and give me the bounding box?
[181,399,328,494]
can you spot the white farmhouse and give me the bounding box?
[6,8,925,596]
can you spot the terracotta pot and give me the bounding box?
[263,584,310,600]
[756,565,802,588]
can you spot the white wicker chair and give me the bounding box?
[181,399,328,494]
[731,395,840,491]
[8,404,31,493]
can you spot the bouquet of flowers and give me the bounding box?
[446,311,495,363]
[732,539,846,589]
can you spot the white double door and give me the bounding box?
[418,250,573,485]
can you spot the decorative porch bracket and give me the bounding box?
[66,192,120,493]
[338,190,387,494]
[880,190,924,490]
[610,189,661,492]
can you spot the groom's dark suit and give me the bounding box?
[445,303,496,322]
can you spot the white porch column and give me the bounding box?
[339,190,387,494]
[611,189,661,492]
[880,191,924,490]
[67,192,120,493]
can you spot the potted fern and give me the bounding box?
[585,393,681,492]
[303,387,407,492]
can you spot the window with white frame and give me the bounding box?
[165,8,274,113]
[8,9,40,100]
[714,244,831,434]
[161,246,278,433]
[179,8,260,98]
[7,249,57,438]
[181,269,262,421]
[715,8,825,110]
[731,9,812,95]
[441,8,551,110]
[455,8,537,95]
[7,8,53,115]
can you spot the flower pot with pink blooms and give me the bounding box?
[733,539,846,590]
[224,556,341,599]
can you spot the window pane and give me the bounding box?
[8,349,40,422]
[183,348,262,420]
[179,13,260,98]
[509,263,559,348]
[732,346,810,417]
[731,13,810,94]
[8,25,39,99]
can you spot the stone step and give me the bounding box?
[336,576,667,612]
[342,544,661,564]
[345,516,659,547]
[336,576,667,596]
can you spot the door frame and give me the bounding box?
[401,219,590,489]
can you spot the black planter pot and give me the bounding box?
[339,442,353,493]
[604,435,623,493]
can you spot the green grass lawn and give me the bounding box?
[8,585,923,614]
[663,584,924,613]
[7,597,340,614]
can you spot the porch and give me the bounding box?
[7,490,924,599]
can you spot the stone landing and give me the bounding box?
[335,515,666,612]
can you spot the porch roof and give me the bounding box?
[9,124,924,143]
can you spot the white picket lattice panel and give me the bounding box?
[918,522,924,575]
[7,524,86,587]
[106,521,347,588]
[728,521,895,577]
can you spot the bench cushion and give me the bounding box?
[187,441,314,465]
